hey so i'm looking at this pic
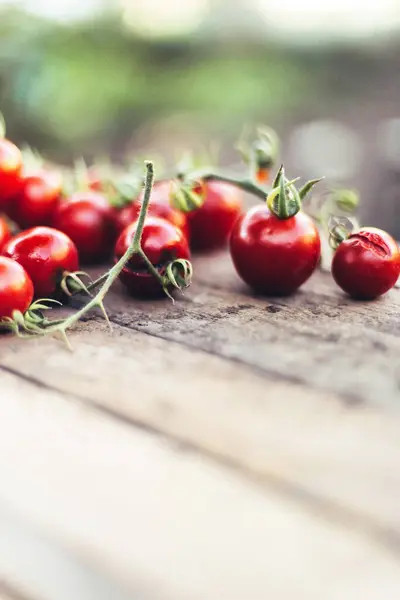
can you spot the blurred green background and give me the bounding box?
[1,0,400,231]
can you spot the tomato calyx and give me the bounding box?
[266,165,323,220]
[162,258,193,300]
[58,270,93,297]
[1,298,62,337]
[169,179,205,213]
[237,125,280,185]
[328,215,355,249]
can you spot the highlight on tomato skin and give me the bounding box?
[187,181,243,252]
[7,169,63,229]
[332,227,400,300]
[229,205,321,296]
[114,216,190,298]
[0,256,34,319]
[2,226,79,298]
[0,217,12,252]
[52,191,117,264]
[0,138,23,210]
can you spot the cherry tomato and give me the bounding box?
[52,192,117,263]
[256,167,271,185]
[0,138,23,209]
[230,205,321,295]
[0,217,11,251]
[2,226,79,297]
[8,169,62,228]
[0,257,34,318]
[188,181,242,251]
[115,216,190,297]
[332,227,400,299]
[114,204,134,234]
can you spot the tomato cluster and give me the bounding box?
[0,118,398,339]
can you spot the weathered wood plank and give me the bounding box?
[95,254,400,407]
[0,505,140,600]
[1,368,400,600]
[0,584,30,600]
[2,318,400,542]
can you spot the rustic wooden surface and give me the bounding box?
[1,250,400,599]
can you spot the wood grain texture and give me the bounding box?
[98,253,400,407]
[1,317,400,545]
[1,368,400,600]
[0,585,31,600]
[1,252,400,598]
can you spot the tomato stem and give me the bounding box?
[191,170,268,200]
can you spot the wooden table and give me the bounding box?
[1,250,400,600]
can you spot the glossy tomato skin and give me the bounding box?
[115,216,190,297]
[2,226,79,297]
[0,257,34,319]
[134,179,189,240]
[52,192,117,264]
[0,217,11,251]
[188,181,242,251]
[230,205,321,295]
[332,227,400,300]
[8,169,62,228]
[0,139,23,209]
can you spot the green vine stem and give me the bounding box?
[187,169,269,200]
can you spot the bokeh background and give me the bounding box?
[1,0,400,234]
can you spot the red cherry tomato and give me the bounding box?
[0,139,23,209]
[52,192,117,263]
[332,227,400,299]
[230,205,321,295]
[115,216,190,297]
[8,169,62,228]
[188,181,242,251]
[2,226,79,297]
[0,217,11,251]
[114,204,134,234]
[0,257,34,319]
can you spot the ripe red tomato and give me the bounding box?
[230,205,321,295]
[52,192,117,263]
[0,257,34,318]
[114,204,134,234]
[187,181,242,251]
[8,169,62,228]
[115,216,190,297]
[0,138,23,209]
[3,226,79,297]
[332,227,400,299]
[0,217,11,251]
